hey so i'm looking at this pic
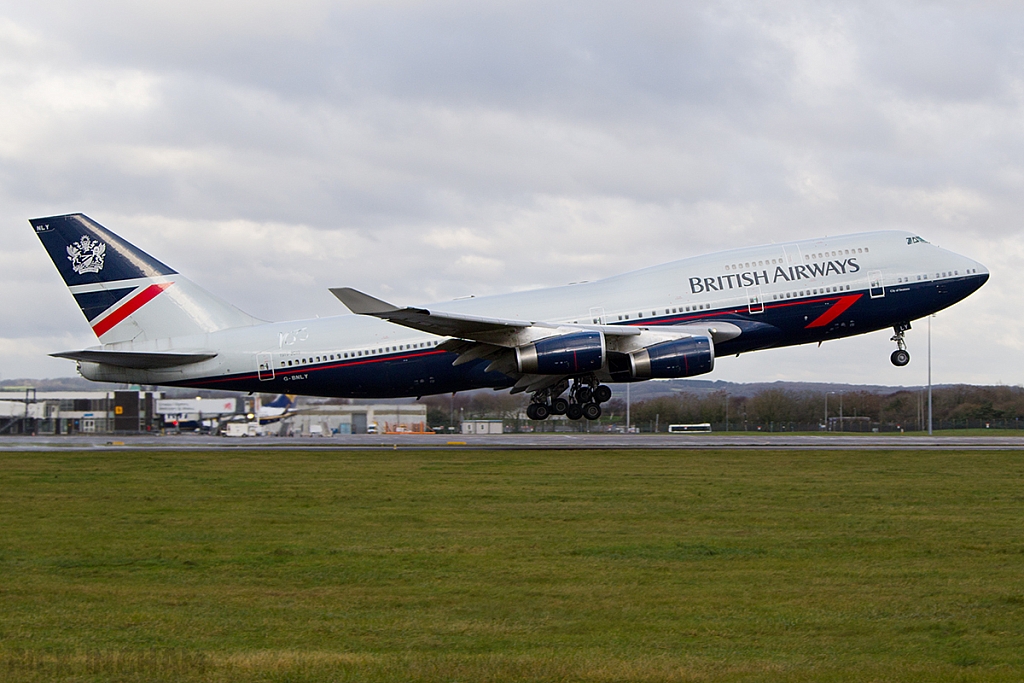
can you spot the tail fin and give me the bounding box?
[266,394,296,409]
[32,214,261,344]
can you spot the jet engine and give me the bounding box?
[628,335,714,379]
[516,330,605,375]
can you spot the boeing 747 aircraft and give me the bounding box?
[33,214,988,420]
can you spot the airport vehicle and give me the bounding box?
[33,214,988,421]
[668,423,713,433]
[223,421,260,438]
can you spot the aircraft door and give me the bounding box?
[256,352,275,381]
[783,244,803,266]
[589,307,606,325]
[869,270,885,299]
[746,287,764,314]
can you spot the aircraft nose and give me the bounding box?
[966,257,989,286]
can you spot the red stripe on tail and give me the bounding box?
[92,282,173,337]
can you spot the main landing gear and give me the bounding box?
[527,376,613,421]
[890,322,911,367]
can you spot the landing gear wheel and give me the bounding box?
[566,403,584,420]
[576,386,593,404]
[527,403,550,420]
[551,397,569,415]
[583,403,602,421]
[593,385,612,403]
[891,349,910,367]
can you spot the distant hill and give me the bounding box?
[605,378,953,401]
[0,377,100,392]
[1,375,1002,404]
[0,377,242,399]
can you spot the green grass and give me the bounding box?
[894,429,1024,436]
[697,429,1024,436]
[2,448,1024,681]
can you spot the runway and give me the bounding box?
[3,433,1024,451]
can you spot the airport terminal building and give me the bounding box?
[0,390,163,435]
[1,389,428,437]
[0,390,169,435]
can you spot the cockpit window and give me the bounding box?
[906,236,929,245]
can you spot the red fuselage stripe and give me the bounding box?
[186,290,869,385]
[627,292,862,326]
[191,349,449,385]
[92,282,173,337]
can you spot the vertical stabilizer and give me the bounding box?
[32,214,261,344]
[266,394,296,409]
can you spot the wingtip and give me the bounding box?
[329,287,401,315]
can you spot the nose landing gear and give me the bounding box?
[528,376,613,421]
[890,322,911,367]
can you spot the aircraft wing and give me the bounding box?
[331,288,741,390]
[330,287,642,345]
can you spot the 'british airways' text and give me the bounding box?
[689,258,860,294]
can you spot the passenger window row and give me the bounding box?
[723,247,869,272]
[618,303,711,321]
[662,303,708,315]
[771,284,852,301]
[805,247,867,260]
[280,341,441,368]
[725,258,780,270]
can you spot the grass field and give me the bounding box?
[2,448,1024,682]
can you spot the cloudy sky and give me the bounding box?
[2,1,1022,387]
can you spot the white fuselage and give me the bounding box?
[78,230,988,396]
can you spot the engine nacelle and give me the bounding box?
[629,336,714,379]
[516,330,605,375]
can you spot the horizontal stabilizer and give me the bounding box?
[50,349,218,369]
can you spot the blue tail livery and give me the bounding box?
[33,214,258,345]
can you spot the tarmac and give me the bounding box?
[2,433,1024,451]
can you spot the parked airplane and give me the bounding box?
[33,214,988,420]
[257,394,299,425]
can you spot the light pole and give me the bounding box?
[825,392,830,431]
[626,383,631,433]
[826,391,841,432]
[840,391,844,432]
[928,315,933,436]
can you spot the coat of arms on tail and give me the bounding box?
[67,235,106,274]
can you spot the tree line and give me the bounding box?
[423,384,1024,431]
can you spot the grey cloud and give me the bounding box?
[859,4,1024,103]
[1,1,1022,383]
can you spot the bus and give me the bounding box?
[668,423,712,433]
